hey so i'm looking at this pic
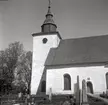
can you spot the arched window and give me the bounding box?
[41,81,46,92]
[64,74,71,90]
[106,72,108,89]
[87,81,93,94]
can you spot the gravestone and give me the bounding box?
[62,100,70,105]
[76,76,80,105]
[82,79,89,105]
[74,83,77,96]
[80,89,82,105]
[49,88,52,101]
[31,97,35,105]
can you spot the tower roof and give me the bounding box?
[41,0,57,32]
[43,6,55,25]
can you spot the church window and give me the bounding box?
[42,38,48,44]
[41,80,46,92]
[64,74,71,90]
[106,72,108,89]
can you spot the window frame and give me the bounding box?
[63,73,71,90]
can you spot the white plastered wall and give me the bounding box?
[31,34,60,95]
[46,66,108,95]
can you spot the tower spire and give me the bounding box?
[47,0,52,16]
[48,0,51,8]
[41,0,57,33]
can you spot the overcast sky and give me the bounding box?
[0,0,108,51]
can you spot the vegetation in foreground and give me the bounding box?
[0,42,32,95]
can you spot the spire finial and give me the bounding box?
[48,0,51,8]
[47,0,52,15]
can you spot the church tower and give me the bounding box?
[31,0,61,95]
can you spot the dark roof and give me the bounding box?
[45,34,108,66]
[43,5,55,25]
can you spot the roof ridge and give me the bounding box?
[62,34,108,41]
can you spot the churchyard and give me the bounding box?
[0,76,108,105]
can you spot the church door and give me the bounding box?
[106,72,108,89]
[41,81,46,92]
[87,81,93,94]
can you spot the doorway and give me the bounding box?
[87,81,93,94]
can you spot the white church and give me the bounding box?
[31,3,108,96]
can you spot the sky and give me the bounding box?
[0,0,108,51]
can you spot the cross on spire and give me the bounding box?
[48,0,51,8]
[47,0,52,15]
